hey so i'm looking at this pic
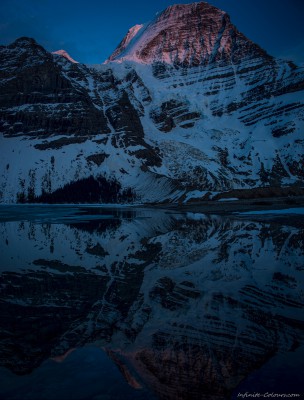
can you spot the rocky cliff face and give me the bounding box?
[106,2,268,66]
[0,38,110,137]
[0,2,303,204]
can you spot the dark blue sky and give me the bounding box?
[0,0,303,65]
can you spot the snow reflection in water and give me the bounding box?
[0,205,303,400]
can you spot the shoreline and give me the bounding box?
[153,195,304,215]
[0,197,303,227]
[0,196,303,215]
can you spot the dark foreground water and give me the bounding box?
[0,205,303,400]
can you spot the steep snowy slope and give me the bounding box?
[0,2,303,204]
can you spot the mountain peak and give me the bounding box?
[11,37,38,47]
[158,2,225,16]
[106,1,267,66]
[52,49,78,63]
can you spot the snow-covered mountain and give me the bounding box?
[0,2,303,204]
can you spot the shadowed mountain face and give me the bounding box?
[0,206,303,399]
[0,2,304,204]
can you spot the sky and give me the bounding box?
[0,0,304,65]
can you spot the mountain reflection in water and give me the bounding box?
[0,205,303,400]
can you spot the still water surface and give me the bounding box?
[0,205,303,400]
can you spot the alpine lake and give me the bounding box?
[0,204,303,400]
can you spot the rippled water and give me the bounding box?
[0,205,303,400]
